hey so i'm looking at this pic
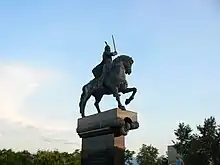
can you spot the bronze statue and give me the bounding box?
[79,36,137,117]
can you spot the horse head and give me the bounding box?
[113,55,134,75]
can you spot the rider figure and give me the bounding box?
[92,41,118,86]
[101,41,118,79]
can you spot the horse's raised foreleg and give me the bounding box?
[120,87,137,105]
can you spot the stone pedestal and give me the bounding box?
[76,108,139,165]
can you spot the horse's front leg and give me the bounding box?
[120,87,137,105]
[108,85,126,110]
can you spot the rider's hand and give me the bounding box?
[114,51,118,55]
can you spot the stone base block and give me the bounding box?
[81,134,124,165]
[76,108,139,138]
[76,108,139,165]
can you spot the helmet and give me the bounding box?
[104,41,111,52]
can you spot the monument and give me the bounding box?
[77,35,139,165]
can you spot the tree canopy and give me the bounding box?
[0,149,81,165]
[172,116,220,165]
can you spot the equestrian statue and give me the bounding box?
[79,35,137,117]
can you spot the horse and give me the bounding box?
[79,55,137,117]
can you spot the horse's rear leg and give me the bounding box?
[94,93,103,113]
[80,94,91,117]
[79,85,93,117]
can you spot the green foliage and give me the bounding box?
[0,149,81,165]
[173,116,220,165]
[136,144,159,165]
[125,148,135,165]
[125,146,168,165]
[156,155,168,165]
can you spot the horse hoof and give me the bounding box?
[119,106,126,111]
[125,99,130,105]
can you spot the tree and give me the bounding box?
[173,122,210,165]
[172,116,220,165]
[17,150,34,165]
[0,149,81,165]
[0,149,17,165]
[156,155,168,165]
[197,116,220,165]
[72,149,81,165]
[136,144,159,165]
[125,149,135,165]
[172,122,193,156]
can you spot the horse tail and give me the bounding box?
[79,80,94,116]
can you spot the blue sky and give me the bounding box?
[0,0,220,155]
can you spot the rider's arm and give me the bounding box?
[110,51,117,56]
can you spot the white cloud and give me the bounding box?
[0,118,80,152]
[0,62,57,128]
[0,62,82,152]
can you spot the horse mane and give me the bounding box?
[113,55,133,64]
